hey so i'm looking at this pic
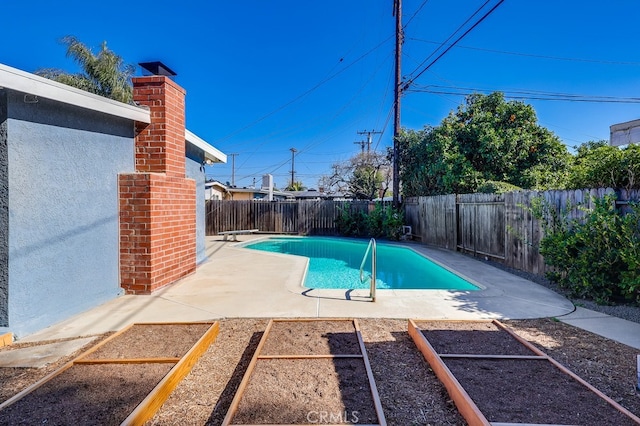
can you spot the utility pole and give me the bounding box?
[229,153,239,187]
[289,147,297,187]
[357,130,382,153]
[354,140,366,153]
[392,0,403,208]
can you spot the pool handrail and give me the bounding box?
[359,238,377,301]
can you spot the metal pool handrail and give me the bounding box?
[359,238,377,302]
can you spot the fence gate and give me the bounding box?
[456,193,506,261]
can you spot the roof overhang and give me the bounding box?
[185,129,227,163]
[610,118,640,146]
[0,63,150,123]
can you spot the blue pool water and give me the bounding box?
[243,237,479,290]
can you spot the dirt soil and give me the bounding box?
[0,318,639,425]
[229,320,379,425]
[0,323,215,425]
[416,320,639,425]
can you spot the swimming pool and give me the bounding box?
[242,237,479,291]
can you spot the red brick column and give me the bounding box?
[132,76,186,177]
[119,76,196,294]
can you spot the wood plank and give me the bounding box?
[256,354,363,360]
[354,319,387,426]
[122,321,220,426]
[417,320,640,425]
[408,320,490,426]
[221,319,275,426]
[74,358,181,364]
[439,354,546,360]
[0,332,13,347]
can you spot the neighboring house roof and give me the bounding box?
[186,129,226,163]
[287,190,328,199]
[0,63,226,163]
[286,190,350,200]
[610,118,640,146]
[205,180,228,190]
[227,187,293,199]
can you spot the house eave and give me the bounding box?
[0,62,150,123]
[185,129,227,163]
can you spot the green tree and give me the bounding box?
[36,36,135,103]
[285,181,306,191]
[398,92,571,196]
[567,141,640,190]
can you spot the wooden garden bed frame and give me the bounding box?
[0,321,220,426]
[408,319,640,426]
[222,318,386,426]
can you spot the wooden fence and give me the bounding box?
[404,188,640,275]
[205,200,379,236]
[206,189,638,276]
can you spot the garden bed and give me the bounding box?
[223,318,385,425]
[2,318,640,425]
[0,322,218,425]
[410,319,640,425]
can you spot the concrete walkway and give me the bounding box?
[556,306,640,350]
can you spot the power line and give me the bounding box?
[404,0,492,82]
[408,84,640,103]
[403,0,431,28]
[407,38,640,66]
[404,0,505,90]
[213,34,394,146]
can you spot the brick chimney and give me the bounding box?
[118,74,196,294]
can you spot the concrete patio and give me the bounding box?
[21,235,575,343]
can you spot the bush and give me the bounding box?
[532,194,640,304]
[476,180,522,194]
[335,203,404,240]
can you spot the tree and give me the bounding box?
[36,36,135,103]
[285,181,306,191]
[567,141,640,191]
[398,92,571,196]
[329,152,391,200]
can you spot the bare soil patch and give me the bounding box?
[0,363,174,425]
[259,320,361,356]
[415,320,639,425]
[84,323,212,360]
[227,320,381,425]
[232,358,377,425]
[0,318,639,425]
[0,323,215,425]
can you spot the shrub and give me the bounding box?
[532,194,640,304]
[335,203,404,240]
[477,180,522,194]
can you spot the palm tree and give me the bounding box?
[36,36,135,104]
[285,181,306,191]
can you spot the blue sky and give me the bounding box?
[3,1,640,189]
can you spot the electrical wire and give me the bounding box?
[407,38,640,66]
[212,35,394,146]
[408,84,640,103]
[404,0,492,83]
[404,0,505,89]
[404,0,431,28]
